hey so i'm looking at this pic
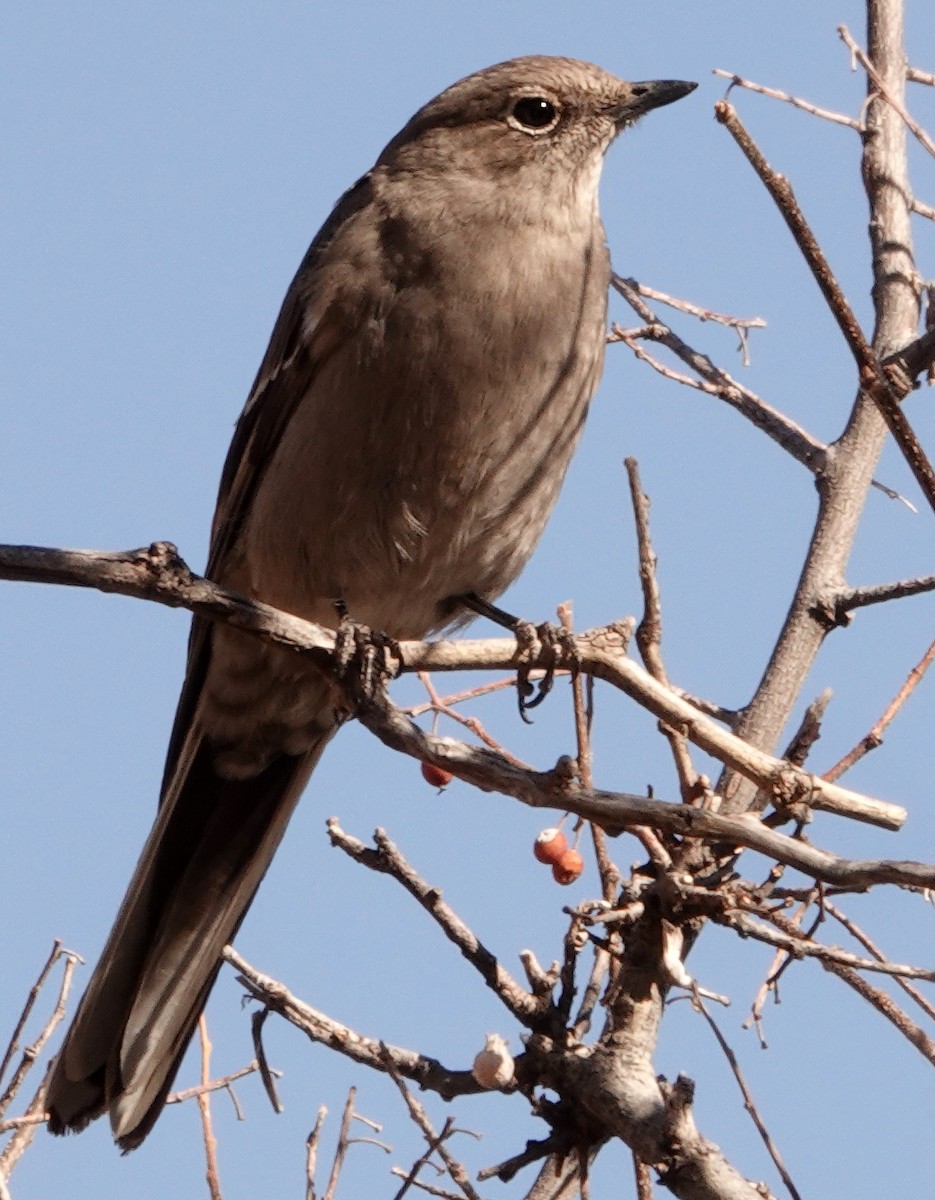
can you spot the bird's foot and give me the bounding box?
[332,603,400,713]
[513,620,579,723]
[457,593,579,723]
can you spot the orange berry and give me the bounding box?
[533,827,569,865]
[551,848,584,885]
[421,761,454,789]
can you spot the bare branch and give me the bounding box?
[624,278,767,343]
[0,944,80,1123]
[224,947,484,1100]
[910,195,935,221]
[715,98,935,514]
[251,1008,284,1114]
[381,1053,483,1200]
[627,457,699,806]
[839,25,935,158]
[322,1089,356,1200]
[692,992,802,1200]
[713,68,863,130]
[823,635,935,781]
[195,1017,223,1200]
[306,1106,328,1200]
[0,542,902,832]
[825,960,935,1067]
[611,276,826,470]
[908,66,935,86]
[166,1061,268,1107]
[836,572,935,612]
[824,901,935,1022]
[327,820,545,1027]
[724,910,935,981]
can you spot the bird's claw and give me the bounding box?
[515,620,579,723]
[333,610,400,712]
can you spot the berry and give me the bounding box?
[551,848,584,885]
[421,761,454,789]
[533,827,569,865]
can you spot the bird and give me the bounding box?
[46,55,695,1149]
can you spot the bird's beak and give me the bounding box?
[614,79,697,126]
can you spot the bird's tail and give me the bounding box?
[46,728,331,1150]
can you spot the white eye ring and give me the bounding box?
[507,95,560,135]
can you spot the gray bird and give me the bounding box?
[47,55,694,1149]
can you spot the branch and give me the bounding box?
[713,68,863,130]
[0,542,904,831]
[326,821,545,1027]
[610,276,826,470]
[835,571,935,612]
[823,635,935,782]
[715,99,935,515]
[692,994,802,1200]
[907,66,935,88]
[223,948,485,1100]
[839,25,935,158]
[723,910,935,981]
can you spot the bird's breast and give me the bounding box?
[239,208,609,638]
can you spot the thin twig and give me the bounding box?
[908,66,935,88]
[0,945,80,1122]
[196,1016,223,1200]
[306,1105,328,1200]
[839,25,935,158]
[0,1066,52,1182]
[0,942,64,1096]
[224,947,484,1099]
[823,635,935,781]
[251,1006,284,1113]
[381,1051,483,1200]
[714,68,863,129]
[836,572,935,613]
[724,910,935,981]
[626,278,766,364]
[823,901,935,1022]
[626,457,698,809]
[693,991,802,1200]
[167,1061,266,1106]
[826,960,935,1067]
[558,601,619,897]
[782,689,832,768]
[910,196,935,221]
[327,821,546,1025]
[322,1088,356,1200]
[413,672,534,765]
[610,277,826,470]
[714,99,935,514]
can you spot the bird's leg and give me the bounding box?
[459,593,580,723]
[332,599,400,713]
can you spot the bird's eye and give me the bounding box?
[509,96,559,133]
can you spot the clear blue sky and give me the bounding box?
[3,3,935,1197]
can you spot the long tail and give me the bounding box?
[46,725,331,1149]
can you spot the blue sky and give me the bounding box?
[3,3,935,1197]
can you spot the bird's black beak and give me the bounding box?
[615,78,697,125]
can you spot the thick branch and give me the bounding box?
[716,7,923,812]
[0,541,903,831]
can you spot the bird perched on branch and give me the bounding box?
[47,55,695,1149]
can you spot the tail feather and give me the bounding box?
[46,730,331,1148]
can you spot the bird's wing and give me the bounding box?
[47,172,376,1147]
[160,170,375,797]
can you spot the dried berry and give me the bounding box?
[533,827,569,865]
[551,848,584,885]
[420,762,454,789]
